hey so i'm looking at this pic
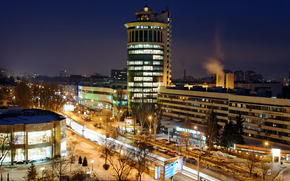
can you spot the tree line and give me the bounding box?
[15,81,65,112]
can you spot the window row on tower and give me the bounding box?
[128,82,161,87]
[127,44,163,49]
[128,66,163,71]
[129,88,159,93]
[128,30,163,43]
[128,60,163,65]
[128,49,163,55]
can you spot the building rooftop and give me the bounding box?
[0,108,65,125]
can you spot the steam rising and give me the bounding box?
[203,28,225,76]
[203,58,224,76]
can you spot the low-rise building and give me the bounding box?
[0,107,66,165]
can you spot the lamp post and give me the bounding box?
[188,147,192,158]
[149,116,152,139]
[91,160,94,171]
[265,141,273,180]
[40,167,45,179]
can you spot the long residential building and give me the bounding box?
[159,86,290,146]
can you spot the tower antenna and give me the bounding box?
[166,2,169,11]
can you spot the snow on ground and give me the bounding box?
[0,129,155,181]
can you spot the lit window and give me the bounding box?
[128,82,134,86]
[143,72,152,76]
[143,83,153,87]
[135,83,143,87]
[134,93,143,97]
[143,66,153,70]
[153,55,163,60]
[153,72,163,76]
[153,61,162,65]
[134,77,143,81]
[143,77,153,81]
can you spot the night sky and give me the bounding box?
[0,0,289,80]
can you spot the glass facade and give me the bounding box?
[28,146,52,160]
[14,132,25,144]
[15,148,25,161]
[28,130,51,145]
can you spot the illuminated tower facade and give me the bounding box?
[125,4,172,104]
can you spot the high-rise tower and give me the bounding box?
[125,4,172,104]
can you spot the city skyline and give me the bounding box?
[0,0,289,80]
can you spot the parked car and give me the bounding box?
[168,151,178,156]
[153,146,160,150]
[185,157,197,164]
[145,143,153,147]
[209,166,222,173]
[134,139,142,144]
[158,148,168,153]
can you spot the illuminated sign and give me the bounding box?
[176,127,198,134]
[164,158,183,180]
[155,166,160,179]
[63,104,74,111]
[85,87,90,90]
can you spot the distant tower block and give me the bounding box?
[216,73,225,88]
[226,73,234,89]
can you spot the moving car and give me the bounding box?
[168,151,178,156]
[158,148,168,153]
[209,166,222,173]
[134,139,142,144]
[185,157,197,164]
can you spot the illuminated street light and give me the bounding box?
[265,141,272,180]
[40,167,45,178]
[148,116,152,139]
[91,160,94,171]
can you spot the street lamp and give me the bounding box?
[40,167,45,178]
[265,141,272,180]
[91,160,94,171]
[188,147,192,158]
[149,116,152,139]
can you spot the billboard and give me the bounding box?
[164,158,183,180]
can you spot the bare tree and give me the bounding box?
[113,88,126,122]
[179,131,192,151]
[151,99,164,144]
[70,170,101,181]
[101,140,115,169]
[0,130,19,166]
[107,145,135,181]
[132,102,152,134]
[243,153,260,178]
[260,157,271,181]
[15,82,33,109]
[52,156,70,181]
[134,143,155,181]
[67,140,77,172]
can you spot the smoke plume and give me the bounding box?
[203,27,225,76]
[203,58,224,76]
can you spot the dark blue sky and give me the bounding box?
[0,0,289,80]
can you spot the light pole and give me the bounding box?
[265,141,273,180]
[40,167,45,179]
[149,116,152,139]
[91,160,94,171]
[188,147,192,158]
